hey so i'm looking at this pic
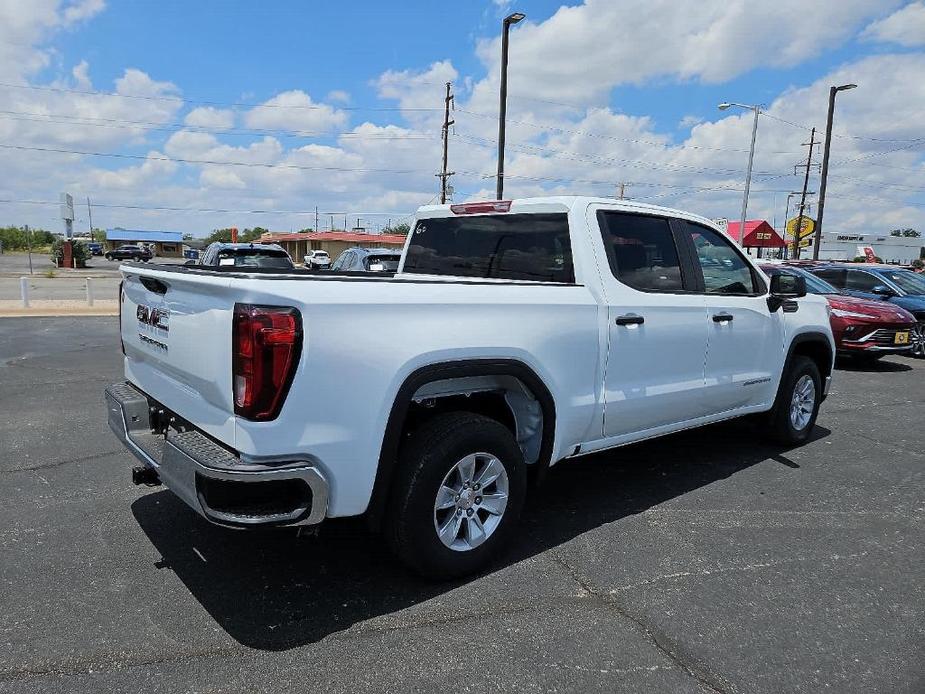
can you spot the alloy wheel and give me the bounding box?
[433,452,509,552]
[789,374,816,431]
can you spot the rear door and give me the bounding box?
[594,209,711,437]
[679,221,783,411]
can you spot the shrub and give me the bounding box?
[50,238,90,267]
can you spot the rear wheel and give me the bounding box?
[764,356,821,445]
[386,412,526,579]
[105,253,112,261]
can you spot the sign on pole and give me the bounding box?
[60,192,75,239]
[786,216,816,240]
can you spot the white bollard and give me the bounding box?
[86,277,94,306]
[20,277,29,308]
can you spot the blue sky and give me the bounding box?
[1,0,923,235]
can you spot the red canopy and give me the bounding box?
[724,220,786,248]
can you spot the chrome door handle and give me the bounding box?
[712,313,734,323]
[615,314,644,326]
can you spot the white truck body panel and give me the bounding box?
[116,196,834,520]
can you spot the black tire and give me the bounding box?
[105,254,112,261]
[386,412,526,579]
[764,356,822,445]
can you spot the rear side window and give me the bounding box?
[813,268,846,288]
[596,211,683,292]
[404,213,574,283]
[845,270,884,292]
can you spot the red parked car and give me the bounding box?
[761,264,916,362]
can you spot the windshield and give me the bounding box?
[762,266,837,295]
[364,255,400,272]
[216,248,293,269]
[879,269,925,295]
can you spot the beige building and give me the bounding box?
[259,231,407,265]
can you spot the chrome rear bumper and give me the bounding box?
[105,382,328,527]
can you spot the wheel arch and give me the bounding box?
[365,358,556,530]
[786,331,833,396]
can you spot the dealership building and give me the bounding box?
[815,231,923,264]
[258,231,407,264]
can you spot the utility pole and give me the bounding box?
[617,182,627,200]
[314,206,318,233]
[86,197,93,237]
[813,83,857,259]
[792,127,818,260]
[437,82,455,204]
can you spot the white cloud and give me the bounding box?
[326,89,351,104]
[861,2,925,46]
[184,106,235,130]
[61,0,105,24]
[85,150,177,190]
[679,115,704,129]
[243,90,347,133]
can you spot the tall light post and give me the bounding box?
[718,102,761,247]
[812,83,857,260]
[496,11,525,200]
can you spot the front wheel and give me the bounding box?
[911,323,925,358]
[386,412,526,579]
[764,356,821,445]
[105,254,113,261]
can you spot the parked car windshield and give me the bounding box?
[365,254,400,271]
[216,248,293,269]
[404,213,574,283]
[762,266,837,295]
[878,269,925,294]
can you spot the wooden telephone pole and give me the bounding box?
[792,128,818,259]
[437,82,455,204]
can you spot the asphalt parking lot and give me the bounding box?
[0,317,922,694]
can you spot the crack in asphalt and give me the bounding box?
[3,448,124,473]
[551,551,731,694]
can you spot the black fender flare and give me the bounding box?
[365,358,556,530]
[781,331,833,402]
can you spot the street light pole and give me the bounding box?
[813,83,857,260]
[718,101,761,247]
[496,11,525,200]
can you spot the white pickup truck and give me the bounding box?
[106,197,834,578]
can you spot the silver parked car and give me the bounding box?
[331,247,402,272]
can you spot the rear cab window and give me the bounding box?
[403,213,574,283]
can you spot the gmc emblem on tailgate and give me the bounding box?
[136,304,170,332]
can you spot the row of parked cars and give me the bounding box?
[761,261,925,361]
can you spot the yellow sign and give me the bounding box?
[786,216,816,239]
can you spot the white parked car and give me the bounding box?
[303,250,331,268]
[107,197,834,578]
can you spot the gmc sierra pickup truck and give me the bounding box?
[106,197,834,578]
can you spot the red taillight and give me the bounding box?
[232,304,302,421]
[450,200,512,215]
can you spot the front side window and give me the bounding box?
[596,211,683,292]
[881,270,925,294]
[684,222,757,294]
[404,213,574,283]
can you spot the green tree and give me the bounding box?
[205,228,234,244]
[385,222,411,235]
[182,233,194,241]
[889,228,920,238]
[240,227,268,242]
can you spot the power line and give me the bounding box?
[0,81,442,112]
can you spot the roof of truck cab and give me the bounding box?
[415,196,718,227]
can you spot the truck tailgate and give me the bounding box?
[120,266,237,447]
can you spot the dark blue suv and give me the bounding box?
[809,264,925,357]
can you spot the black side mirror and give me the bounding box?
[871,284,896,297]
[768,273,806,312]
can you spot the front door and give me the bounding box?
[595,209,711,438]
[680,221,783,411]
